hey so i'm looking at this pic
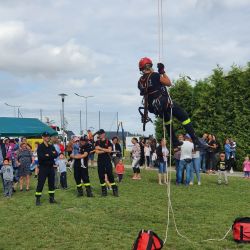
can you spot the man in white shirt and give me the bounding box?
[177,134,194,185]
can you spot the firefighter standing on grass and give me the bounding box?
[95,129,118,197]
[35,132,58,206]
[71,135,93,197]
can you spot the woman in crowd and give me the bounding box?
[131,138,141,180]
[213,135,221,162]
[190,146,201,185]
[139,138,145,169]
[33,142,40,178]
[17,143,33,191]
[174,134,184,183]
[224,138,236,173]
[206,134,217,173]
[144,142,151,169]
[65,137,74,160]
[156,139,169,185]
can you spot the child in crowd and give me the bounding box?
[243,156,250,178]
[33,142,40,178]
[144,142,151,169]
[72,137,85,168]
[151,150,158,168]
[0,158,14,197]
[57,153,68,189]
[115,159,125,182]
[216,153,229,185]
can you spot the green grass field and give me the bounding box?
[0,168,250,250]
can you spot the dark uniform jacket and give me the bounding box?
[95,139,112,164]
[37,143,58,167]
[74,143,92,168]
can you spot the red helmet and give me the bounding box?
[139,57,153,71]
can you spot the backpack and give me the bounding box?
[232,217,250,243]
[132,230,163,250]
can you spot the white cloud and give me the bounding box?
[0,21,112,77]
[67,78,87,88]
[0,0,249,135]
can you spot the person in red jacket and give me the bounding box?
[115,159,125,182]
[58,139,65,153]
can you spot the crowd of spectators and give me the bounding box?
[0,132,125,198]
[0,130,247,198]
[134,133,241,186]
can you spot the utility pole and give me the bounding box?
[80,110,82,135]
[4,103,21,118]
[99,111,101,130]
[40,109,43,121]
[74,93,94,133]
[58,93,67,147]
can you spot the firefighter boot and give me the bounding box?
[112,185,119,197]
[36,196,41,206]
[49,193,57,204]
[86,186,94,197]
[77,186,84,197]
[101,186,107,197]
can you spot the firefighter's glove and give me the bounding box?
[157,63,165,74]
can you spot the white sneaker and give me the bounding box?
[198,182,201,186]
[189,182,193,186]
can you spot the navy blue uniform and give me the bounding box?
[35,143,58,198]
[95,139,118,196]
[138,72,197,147]
[73,143,93,197]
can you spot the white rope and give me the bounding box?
[160,0,164,61]
[161,96,232,246]
[156,0,232,246]
[157,0,161,62]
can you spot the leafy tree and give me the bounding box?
[154,63,250,170]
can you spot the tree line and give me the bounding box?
[155,63,250,170]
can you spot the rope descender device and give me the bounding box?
[138,106,153,132]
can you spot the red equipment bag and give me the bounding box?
[232,217,250,243]
[132,230,164,250]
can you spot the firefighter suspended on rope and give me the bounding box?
[137,57,204,149]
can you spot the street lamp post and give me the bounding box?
[4,103,21,117]
[58,93,67,147]
[74,93,94,133]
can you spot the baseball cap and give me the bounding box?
[42,132,50,137]
[97,129,105,135]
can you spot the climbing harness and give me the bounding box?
[138,73,154,131]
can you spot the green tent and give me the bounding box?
[0,117,58,137]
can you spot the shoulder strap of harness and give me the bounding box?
[138,73,153,131]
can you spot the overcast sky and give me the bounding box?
[0,0,249,135]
